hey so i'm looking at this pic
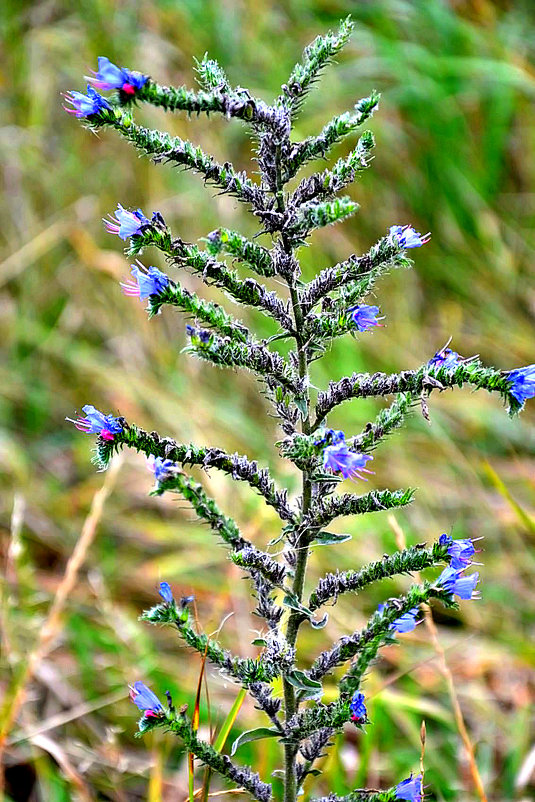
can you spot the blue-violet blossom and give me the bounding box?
[323,442,373,481]
[64,85,110,118]
[104,204,149,240]
[349,691,367,723]
[68,404,122,441]
[158,581,174,604]
[148,455,176,483]
[507,365,535,405]
[129,681,164,717]
[121,263,169,300]
[439,533,476,570]
[395,774,423,802]
[349,304,383,332]
[437,566,480,600]
[91,56,148,95]
[317,428,345,446]
[428,347,461,370]
[390,225,430,249]
[378,604,419,634]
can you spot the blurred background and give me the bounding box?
[1,0,535,800]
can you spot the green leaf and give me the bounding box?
[309,612,328,629]
[313,531,352,546]
[282,593,313,618]
[311,472,343,483]
[294,397,308,419]
[230,727,280,756]
[286,670,323,700]
[251,638,267,647]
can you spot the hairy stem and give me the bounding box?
[275,144,314,802]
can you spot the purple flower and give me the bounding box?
[439,534,476,570]
[323,442,374,481]
[378,604,419,634]
[91,56,148,95]
[67,404,122,441]
[437,566,480,600]
[395,774,423,801]
[390,225,430,249]
[121,263,169,300]
[104,204,149,240]
[507,365,535,405]
[428,347,461,370]
[158,581,174,604]
[129,681,164,717]
[349,691,367,723]
[63,85,111,118]
[349,304,383,332]
[148,455,175,482]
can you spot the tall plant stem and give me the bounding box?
[275,147,313,802]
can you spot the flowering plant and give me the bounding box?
[66,18,533,802]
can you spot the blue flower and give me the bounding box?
[437,566,479,600]
[392,609,419,633]
[316,428,345,446]
[439,534,476,570]
[507,365,535,405]
[121,263,169,301]
[428,347,461,370]
[104,204,149,240]
[64,85,111,118]
[158,581,174,604]
[129,681,164,717]
[148,455,175,482]
[349,691,367,723]
[323,442,373,481]
[390,225,430,249]
[91,56,148,95]
[348,304,383,332]
[67,404,122,441]
[395,774,423,801]
[378,604,419,634]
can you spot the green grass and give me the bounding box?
[1,1,535,800]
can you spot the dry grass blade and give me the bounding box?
[7,689,127,747]
[0,455,124,793]
[30,733,94,802]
